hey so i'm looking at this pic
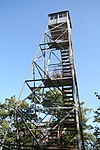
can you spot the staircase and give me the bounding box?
[61,47,77,130]
[61,49,71,77]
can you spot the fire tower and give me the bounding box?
[25,11,85,150]
[0,11,85,150]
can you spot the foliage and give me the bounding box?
[0,90,100,149]
[93,107,100,123]
[92,93,100,149]
[0,96,36,149]
[93,107,100,149]
[80,102,92,131]
[42,88,63,107]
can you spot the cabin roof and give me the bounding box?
[48,10,72,28]
[48,10,69,16]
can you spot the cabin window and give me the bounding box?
[50,14,58,20]
[59,13,62,18]
[50,15,53,20]
[59,12,67,18]
[63,12,67,17]
[53,14,57,19]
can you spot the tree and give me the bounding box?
[79,102,96,149]
[0,96,38,149]
[92,92,100,149]
[93,107,100,149]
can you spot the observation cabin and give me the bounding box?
[48,10,72,28]
[48,10,72,55]
[48,10,72,50]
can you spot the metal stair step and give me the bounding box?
[65,116,76,120]
[63,71,71,74]
[63,98,74,101]
[62,59,69,62]
[63,104,74,107]
[63,86,73,89]
[61,51,69,54]
[63,97,73,101]
[61,50,69,53]
[62,87,73,91]
[62,64,71,67]
[61,52,69,55]
[63,74,72,77]
[62,53,69,56]
[63,88,73,91]
[63,91,73,93]
[63,100,74,103]
[62,62,70,65]
[62,69,71,72]
[62,66,70,69]
[62,63,70,66]
[63,73,71,76]
[63,68,71,72]
[62,56,69,59]
[63,87,73,90]
[62,58,69,61]
[62,65,70,68]
[63,122,77,128]
[63,69,71,74]
[63,69,71,72]
[63,107,73,111]
[63,102,74,106]
[63,95,73,98]
[63,91,73,95]
[63,72,71,75]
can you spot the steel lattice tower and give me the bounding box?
[25,11,85,150]
[0,10,85,150]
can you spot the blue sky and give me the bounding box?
[0,0,100,115]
